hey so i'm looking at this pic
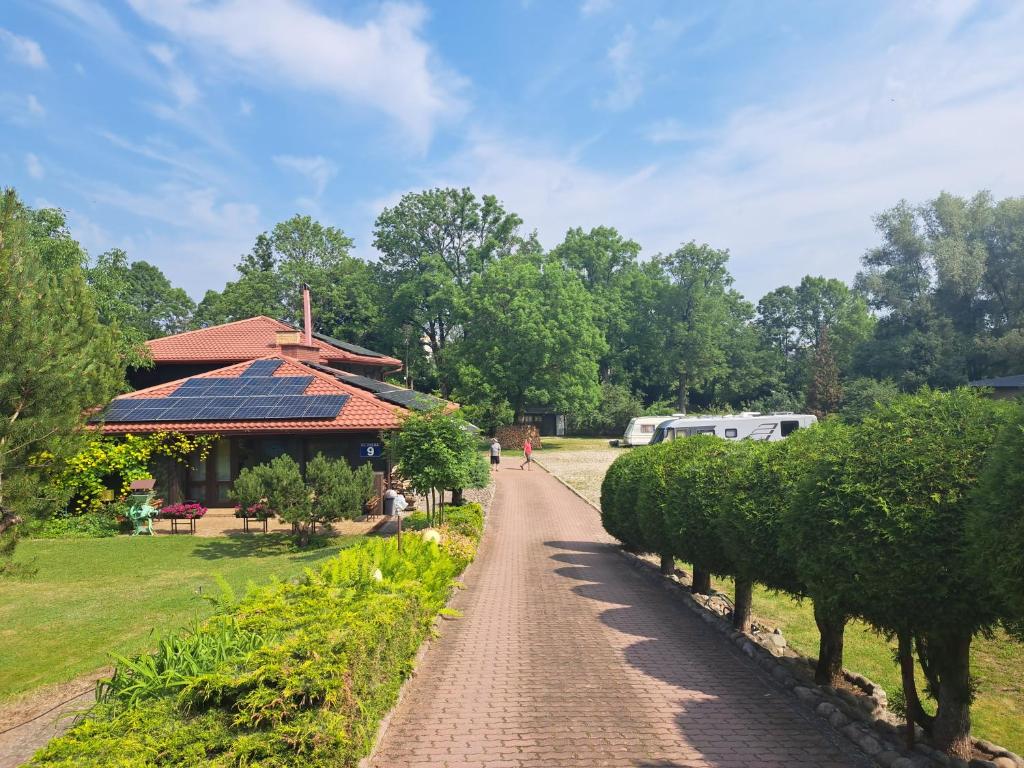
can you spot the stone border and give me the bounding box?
[537,462,1022,768]
[358,480,496,768]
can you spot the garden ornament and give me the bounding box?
[126,478,159,536]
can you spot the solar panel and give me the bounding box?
[377,390,443,411]
[242,360,283,377]
[100,390,348,423]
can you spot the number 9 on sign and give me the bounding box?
[360,443,382,458]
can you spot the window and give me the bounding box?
[640,424,655,434]
[780,420,799,437]
[681,426,716,437]
[724,428,738,438]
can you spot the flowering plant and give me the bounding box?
[234,502,273,520]
[158,503,207,519]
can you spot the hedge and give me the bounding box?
[597,390,1024,758]
[30,505,485,767]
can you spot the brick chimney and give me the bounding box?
[276,284,319,360]
[302,284,313,346]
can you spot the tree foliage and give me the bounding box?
[386,407,488,525]
[0,190,125,562]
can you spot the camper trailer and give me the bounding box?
[613,415,683,447]
[649,412,817,444]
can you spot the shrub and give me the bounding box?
[306,454,375,524]
[443,503,484,539]
[661,435,748,595]
[633,442,675,574]
[969,402,1024,639]
[599,446,649,550]
[33,509,123,538]
[788,389,1009,757]
[32,523,484,768]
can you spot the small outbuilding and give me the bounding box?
[968,373,1024,400]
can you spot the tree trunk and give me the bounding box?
[813,602,846,687]
[897,630,934,748]
[691,567,711,595]
[677,372,688,414]
[452,488,464,505]
[733,577,753,633]
[659,552,674,575]
[929,632,974,759]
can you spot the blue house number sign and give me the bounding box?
[360,442,383,458]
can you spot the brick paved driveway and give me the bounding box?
[370,467,868,768]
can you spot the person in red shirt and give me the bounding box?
[520,437,533,471]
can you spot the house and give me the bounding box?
[968,373,1024,400]
[98,289,446,508]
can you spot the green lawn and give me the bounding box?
[0,534,363,700]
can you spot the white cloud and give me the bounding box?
[397,4,1024,301]
[600,25,641,110]
[0,28,47,69]
[580,0,613,17]
[239,98,253,117]
[25,153,44,179]
[125,0,465,148]
[26,94,45,117]
[273,154,338,198]
[644,119,707,145]
[75,179,261,297]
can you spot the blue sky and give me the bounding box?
[3,0,1024,302]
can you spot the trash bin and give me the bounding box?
[383,490,396,517]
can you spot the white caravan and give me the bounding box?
[613,415,684,447]
[649,412,818,444]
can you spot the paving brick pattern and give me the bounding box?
[370,467,868,768]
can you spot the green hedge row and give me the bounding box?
[600,388,1024,759]
[31,504,486,767]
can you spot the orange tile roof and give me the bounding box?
[100,357,403,435]
[145,316,402,368]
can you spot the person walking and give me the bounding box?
[489,437,502,473]
[520,436,534,471]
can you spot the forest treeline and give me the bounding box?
[10,186,1024,431]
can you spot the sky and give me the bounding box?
[2,0,1024,302]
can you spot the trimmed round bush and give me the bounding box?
[969,401,1024,638]
[787,389,1010,758]
[599,447,650,550]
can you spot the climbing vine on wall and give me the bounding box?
[59,433,218,515]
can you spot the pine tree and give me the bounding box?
[0,189,124,563]
[806,325,842,418]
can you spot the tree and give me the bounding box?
[87,250,195,339]
[551,226,641,382]
[455,253,605,422]
[386,408,488,526]
[756,275,873,394]
[195,216,380,345]
[232,455,314,545]
[599,446,652,553]
[0,189,124,563]
[838,377,900,423]
[374,188,523,395]
[790,390,1009,757]
[805,325,842,417]
[969,402,1024,639]
[654,243,747,412]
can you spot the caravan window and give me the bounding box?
[724,428,738,438]
[680,426,716,437]
[640,424,655,434]
[780,420,799,436]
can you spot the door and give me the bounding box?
[186,438,233,506]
